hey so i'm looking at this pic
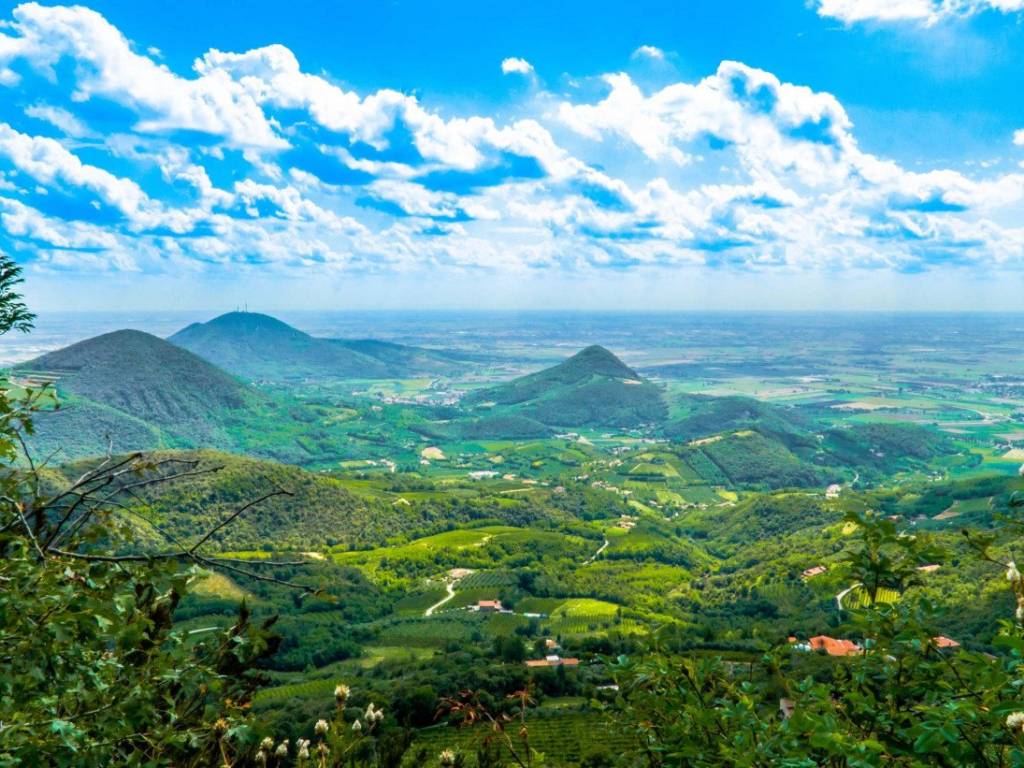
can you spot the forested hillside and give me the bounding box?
[464,345,668,427]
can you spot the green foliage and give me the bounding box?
[699,430,828,488]
[0,544,278,765]
[609,512,1024,767]
[0,282,279,764]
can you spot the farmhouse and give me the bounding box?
[525,655,579,668]
[801,565,827,580]
[474,600,503,612]
[934,636,960,649]
[917,564,941,573]
[791,636,862,657]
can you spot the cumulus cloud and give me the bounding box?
[501,57,534,75]
[816,0,1024,25]
[0,2,1022,279]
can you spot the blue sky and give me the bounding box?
[2,0,1024,311]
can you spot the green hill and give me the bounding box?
[55,450,578,552]
[85,450,398,551]
[664,395,816,450]
[169,311,461,381]
[463,345,667,428]
[15,329,259,458]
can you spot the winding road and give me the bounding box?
[425,579,457,616]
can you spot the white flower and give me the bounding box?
[254,752,267,765]
[314,719,329,736]
[439,748,457,766]
[1008,712,1024,730]
[259,737,274,751]
[297,739,310,760]
[1007,561,1021,582]
[274,740,289,758]
[335,683,351,703]
[352,719,362,733]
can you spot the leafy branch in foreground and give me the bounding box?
[0,257,319,765]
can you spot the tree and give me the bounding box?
[0,258,295,765]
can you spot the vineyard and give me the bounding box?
[457,570,517,590]
[840,585,901,609]
[374,615,481,647]
[409,710,635,767]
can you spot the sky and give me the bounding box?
[2,0,1024,311]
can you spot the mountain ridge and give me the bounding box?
[169,311,462,381]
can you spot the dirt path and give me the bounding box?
[835,582,861,611]
[583,538,609,566]
[425,579,457,616]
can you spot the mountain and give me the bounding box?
[15,329,257,457]
[462,345,667,428]
[169,311,462,381]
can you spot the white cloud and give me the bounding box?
[816,0,1024,25]
[1014,129,1024,146]
[501,57,534,75]
[24,103,88,137]
[0,3,1023,280]
[0,123,149,218]
[631,45,665,60]
[0,4,285,147]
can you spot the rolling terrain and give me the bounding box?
[12,315,1024,767]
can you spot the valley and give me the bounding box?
[7,310,1024,766]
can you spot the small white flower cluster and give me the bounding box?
[314,719,329,736]
[255,736,274,764]
[297,738,311,760]
[335,683,351,704]
[1007,711,1024,731]
[1008,561,1024,622]
[364,702,385,725]
[439,747,457,766]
